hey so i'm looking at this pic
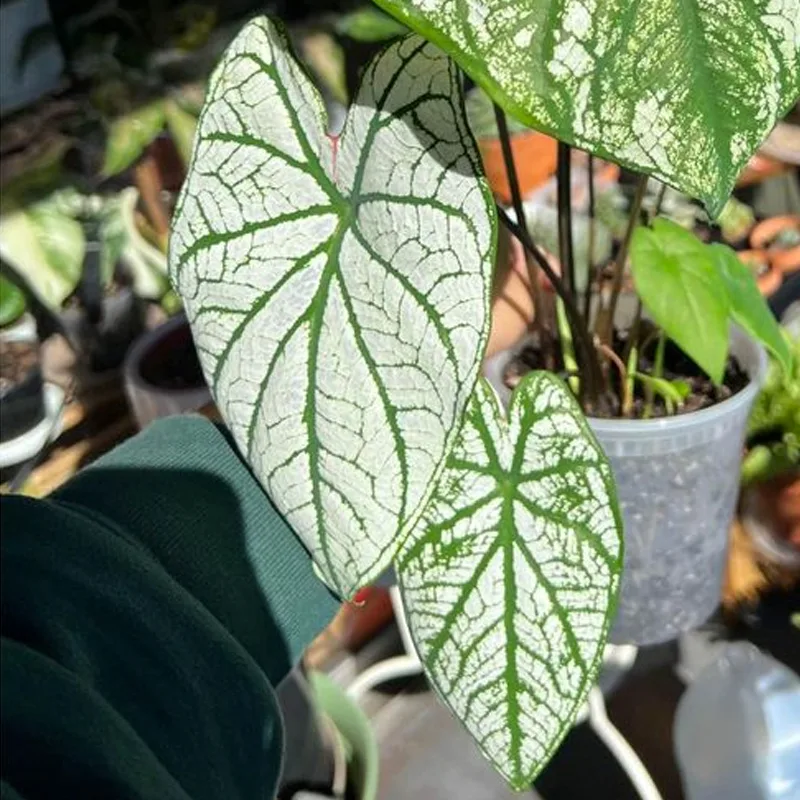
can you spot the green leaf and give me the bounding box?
[0,275,26,328]
[335,6,408,41]
[103,101,166,177]
[116,187,169,299]
[373,0,800,215]
[0,192,85,310]
[169,19,496,597]
[710,243,792,374]
[164,99,198,168]
[631,218,729,384]
[398,373,623,789]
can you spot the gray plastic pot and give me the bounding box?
[589,329,767,646]
[124,314,211,429]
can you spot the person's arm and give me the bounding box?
[1,416,339,800]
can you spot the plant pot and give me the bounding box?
[478,131,558,205]
[124,314,211,429]
[588,328,768,646]
[60,287,147,375]
[737,249,783,296]
[0,315,44,443]
[750,215,800,275]
[740,474,800,568]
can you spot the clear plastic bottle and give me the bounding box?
[674,642,800,800]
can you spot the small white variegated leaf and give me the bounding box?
[169,18,495,597]
[398,373,623,789]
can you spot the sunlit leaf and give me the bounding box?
[398,373,623,788]
[0,191,85,310]
[373,0,800,214]
[170,19,495,596]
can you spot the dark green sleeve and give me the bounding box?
[1,416,340,800]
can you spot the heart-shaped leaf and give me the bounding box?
[169,19,495,596]
[373,0,800,215]
[631,218,730,383]
[398,373,623,788]
[710,243,792,374]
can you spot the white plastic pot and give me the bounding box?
[124,314,211,429]
[589,329,767,645]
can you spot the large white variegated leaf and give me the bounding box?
[398,373,623,788]
[374,0,800,215]
[169,18,495,597]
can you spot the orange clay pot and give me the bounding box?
[478,131,558,205]
[750,215,800,275]
[737,249,783,296]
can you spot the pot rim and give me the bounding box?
[750,213,800,249]
[123,313,209,399]
[588,327,768,437]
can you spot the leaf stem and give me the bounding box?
[623,343,637,417]
[654,328,666,379]
[493,104,551,365]
[643,328,666,418]
[498,206,603,409]
[597,341,627,414]
[595,175,648,346]
[582,153,596,326]
[557,142,576,295]
[556,298,579,395]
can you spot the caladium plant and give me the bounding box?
[170,16,623,788]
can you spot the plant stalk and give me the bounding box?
[654,328,666,379]
[498,206,604,409]
[643,328,666,418]
[493,105,551,364]
[623,344,637,417]
[582,154,597,326]
[556,142,576,296]
[594,175,648,346]
[556,298,579,395]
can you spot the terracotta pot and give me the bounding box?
[741,473,800,566]
[737,249,783,296]
[478,131,558,205]
[749,215,800,275]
